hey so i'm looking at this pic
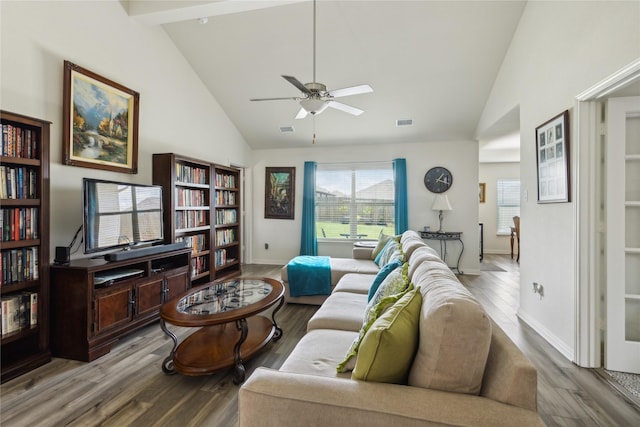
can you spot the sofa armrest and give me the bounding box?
[239,368,544,427]
[352,247,374,259]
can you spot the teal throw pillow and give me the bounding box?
[368,259,403,302]
[374,238,400,267]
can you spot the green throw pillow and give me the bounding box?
[371,232,393,260]
[353,288,422,383]
[337,264,411,373]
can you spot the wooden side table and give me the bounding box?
[419,231,464,274]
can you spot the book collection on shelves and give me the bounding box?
[1,292,38,336]
[1,207,38,241]
[153,153,241,282]
[1,110,51,382]
[0,166,38,199]
[2,123,39,159]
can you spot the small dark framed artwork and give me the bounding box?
[265,167,295,219]
[535,110,570,203]
[62,60,140,174]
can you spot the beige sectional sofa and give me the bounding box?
[240,231,544,426]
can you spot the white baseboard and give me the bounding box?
[517,308,575,362]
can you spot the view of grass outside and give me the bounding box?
[317,221,394,239]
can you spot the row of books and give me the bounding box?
[1,247,39,286]
[215,209,237,225]
[1,207,39,242]
[176,233,207,253]
[1,124,39,159]
[1,292,38,336]
[191,254,208,277]
[175,210,208,230]
[175,188,207,207]
[175,163,208,185]
[0,165,38,199]
[215,172,236,189]
[216,229,236,246]
[215,249,235,267]
[215,190,236,206]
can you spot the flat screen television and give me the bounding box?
[83,178,164,254]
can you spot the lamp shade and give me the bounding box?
[432,194,452,211]
[300,98,328,115]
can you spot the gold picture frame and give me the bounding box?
[62,60,139,174]
[265,167,295,219]
[479,183,486,203]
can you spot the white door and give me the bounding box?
[606,96,640,373]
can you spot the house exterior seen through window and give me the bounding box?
[316,162,395,239]
[496,179,521,234]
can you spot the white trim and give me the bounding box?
[518,309,574,362]
[573,58,640,368]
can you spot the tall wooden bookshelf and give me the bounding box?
[153,153,241,283]
[0,110,51,383]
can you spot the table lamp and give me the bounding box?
[432,194,452,232]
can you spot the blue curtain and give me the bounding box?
[300,161,318,255]
[393,158,408,234]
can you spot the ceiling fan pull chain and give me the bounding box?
[312,115,316,144]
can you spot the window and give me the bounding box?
[316,162,395,239]
[496,179,520,234]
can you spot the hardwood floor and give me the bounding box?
[1,259,638,426]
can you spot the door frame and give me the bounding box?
[573,58,640,367]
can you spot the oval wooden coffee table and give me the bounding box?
[159,277,284,384]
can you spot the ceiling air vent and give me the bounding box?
[280,126,295,133]
[396,119,413,127]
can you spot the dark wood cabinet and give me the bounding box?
[1,110,51,383]
[50,248,191,362]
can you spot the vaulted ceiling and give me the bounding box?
[126,1,526,150]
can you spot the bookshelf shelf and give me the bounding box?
[154,153,241,283]
[1,110,51,383]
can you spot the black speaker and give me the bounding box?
[54,246,70,265]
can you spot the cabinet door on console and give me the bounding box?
[136,277,164,317]
[94,285,133,334]
[164,267,190,302]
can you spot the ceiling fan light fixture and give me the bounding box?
[300,98,328,115]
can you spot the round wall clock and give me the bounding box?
[424,167,453,193]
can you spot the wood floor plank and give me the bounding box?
[1,259,638,426]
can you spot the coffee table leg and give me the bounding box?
[160,319,178,375]
[233,318,248,384]
[272,297,285,341]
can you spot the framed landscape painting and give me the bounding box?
[265,167,295,219]
[536,110,570,203]
[62,60,139,174]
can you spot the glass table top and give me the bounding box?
[177,279,273,315]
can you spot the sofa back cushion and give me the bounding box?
[407,246,442,280]
[408,262,492,395]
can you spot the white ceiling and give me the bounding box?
[126,1,526,150]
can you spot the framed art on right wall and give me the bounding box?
[535,110,570,203]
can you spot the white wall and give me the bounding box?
[479,162,520,254]
[477,0,640,359]
[0,0,251,260]
[250,140,481,274]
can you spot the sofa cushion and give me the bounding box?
[337,266,411,373]
[307,292,369,332]
[367,258,403,301]
[352,288,422,384]
[333,273,377,295]
[371,232,394,260]
[280,329,357,379]
[408,263,492,395]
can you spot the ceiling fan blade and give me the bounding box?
[282,75,312,95]
[327,84,373,98]
[250,97,300,101]
[326,100,364,116]
[295,107,309,119]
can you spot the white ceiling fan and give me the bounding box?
[250,0,373,119]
